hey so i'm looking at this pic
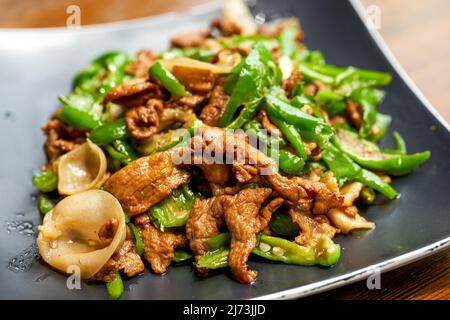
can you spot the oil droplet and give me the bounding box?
[35,273,51,283]
[8,243,39,273]
[15,212,25,218]
[6,220,36,237]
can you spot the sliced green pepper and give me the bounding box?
[265,94,335,148]
[106,273,124,300]
[267,111,307,160]
[128,222,144,255]
[197,233,341,269]
[90,118,129,145]
[149,184,195,232]
[32,171,58,193]
[173,249,194,263]
[269,211,299,238]
[219,44,277,127]
[38,194,54,216]
[105,139,137,165]
[350,88,385,138]
[160,48,215,62]
[336,128,430,175]
[58,90,103,129]
[148,62,186,97]
[279,25,298,58]
[253,234,340,267]
[322,143,398,199]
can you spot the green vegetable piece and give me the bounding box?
[128,222,144,255]
[322,143,398,199]
[38,195,54,216]
[160,48,214,62]
[267,111,307,160]
[219,44,277,127]
[206,232,231,251]
[371,112,392,141]
[149,62,186,97]
[32,171,58,193]
[105,140,138,165]
[58,91,103,129]
[350,88,385,138]
[336,128,430,176]
[297,64,335,85]
[302,63,392,87]
[277,149,305,175]
[196,247,230,269]
[198,233,341,269]
[265,94,335,148]
[279,25,298,58]
[269,211,299,238]
[360,187,376,205]
[149,184,195,231]
[173,249,194,263]
[253,234,341,267]
[90,119,128,145]
[106,273,124,300]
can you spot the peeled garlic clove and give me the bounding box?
[37,190,126,279]
[57,141,108,195]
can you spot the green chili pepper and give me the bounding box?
[160,48,215,62]
[269,211,299,238]
[149,184,195,232]
[128,222,144,255]
[371,112,392,141]
[196,247,230,269]
[336,128,430,176]
[265,94,335,148]
[322,143,398,199]
[90,119,129,145]
[58,90,103,129]
[267,111,307,160]
[37,194,54,216]
[173,249,194,263]
[276,149,305,175]
[148,62,186,97]
[219,44,277,127]
[243,120,287,149]
[206,232,231,250]
[279,25,298,58]
[291,95,326,120]
[198,233,341,269]
[385,131,407,154]
[73,51,131,96]
[360,187,376,205]
[106,273,124,300]
[349,88,385,138]
[304,63,392,87]
[32,171,58,193]
[253,234,340,267]
[226,96,263,130]
[105,140,137,165]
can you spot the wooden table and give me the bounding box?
[0,0,448,300]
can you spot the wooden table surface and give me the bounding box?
[0,0,448,300]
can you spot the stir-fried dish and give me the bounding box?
[32,0,430,299]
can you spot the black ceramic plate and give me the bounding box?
[0,0,448,299]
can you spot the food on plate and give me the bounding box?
[32,0,430,299]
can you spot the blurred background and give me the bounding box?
[0,0,448,300]
[0,0,449,123]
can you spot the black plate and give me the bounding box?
[0,0,448,299]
